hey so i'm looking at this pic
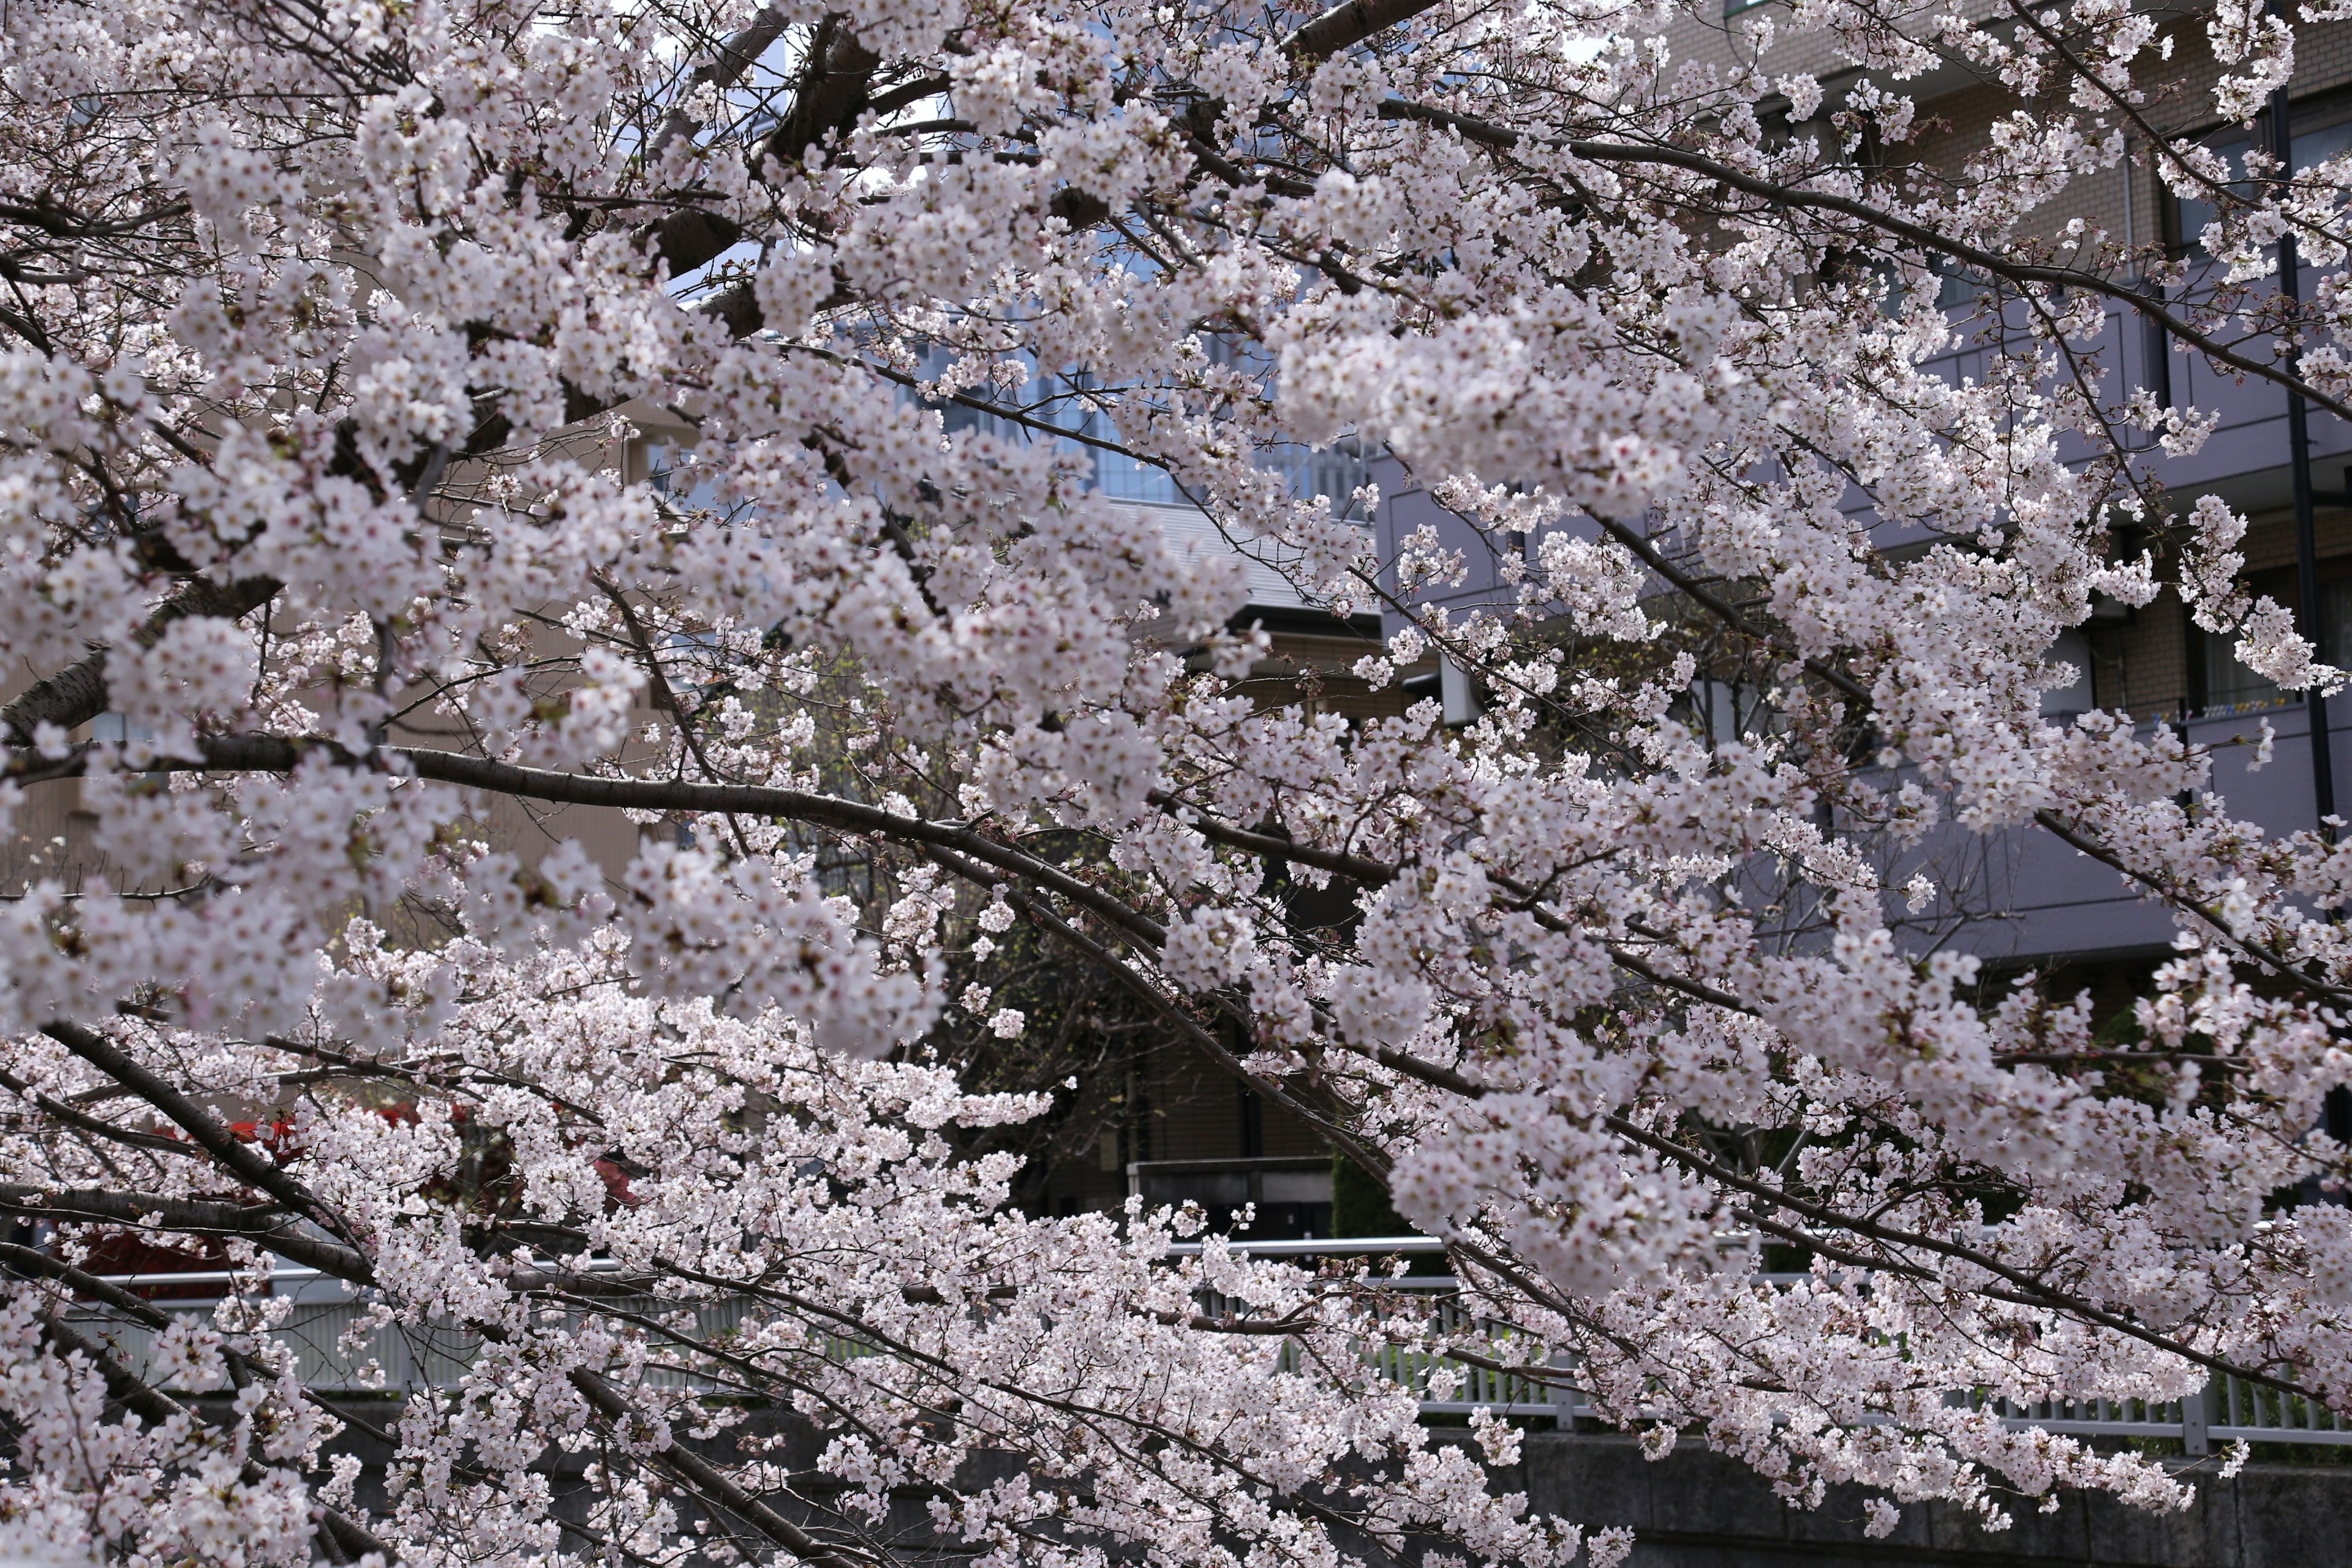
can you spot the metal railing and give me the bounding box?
[1174,1240,2352,1450]
[61,1241,2352,1453]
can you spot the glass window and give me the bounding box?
[2043,628,2094,718]
[644,439,726,511]
[1260,436,1377,522]
[2200,568,2352,714]
[2174,96,2352,258]
[1094,449,1183,505]
[897,339,1376,521]
[911,346,1158,497]
[2204,627,2281,712]
[1935,263,1986,311]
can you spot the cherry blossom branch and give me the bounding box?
[908,840,1387,1172]
[72,729,2308,1114]
[0,1237,406,1562]
[0,1183,372,1281]
[1345,1028,2297,1395]
[39,1020,368,1253]
[0,1062,197,1158]
[29,1307,392,1563]
[563,1257,1413,1565]
[1600,1112,2302,1397]
[1371,97,2352,426]
[1281,0,1446,60]
[0,575,279,747]
[567,1366,884,1568]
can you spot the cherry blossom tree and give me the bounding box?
[2,0,2351,1559]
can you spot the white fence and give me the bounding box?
[66,1240,2352,1456]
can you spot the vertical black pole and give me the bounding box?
[2263,12,2352,1172]
[2270,78,2339,835]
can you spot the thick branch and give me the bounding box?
[653,5,791,157]
[40,1020,364,1250]
[0,575,278,747]
[0,1061,197,1157]
[758,17,882,173]
[1283,0,1446,60]
[0,1182,371,1281]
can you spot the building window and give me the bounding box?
[639,438,728,513]
[2198,564,2352,714]
[1261,435,1378,522]
[90,714,154,747]
[1934,262,1987,312]
[1094,447,1184,505]
[2170,92,2352,258]
[2043,628,2094,719]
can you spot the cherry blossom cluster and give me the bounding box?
[3,0,2352,1557]
[0,938,1625,1568]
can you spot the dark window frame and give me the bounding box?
[2192,555,2352,715]
[2165,88,2352,258]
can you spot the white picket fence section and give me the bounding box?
[64,1240,2352,1455]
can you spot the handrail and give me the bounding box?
[87,1266,334,1287]
[86,1240,1450,1284]
[1161,1235,1446,1257]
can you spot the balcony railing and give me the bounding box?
[62,1240,2352,1455]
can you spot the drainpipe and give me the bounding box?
[2267,56,2352,1152]
[2267,74,2339,839]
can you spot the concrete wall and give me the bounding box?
[1509,1433,2352,1568]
